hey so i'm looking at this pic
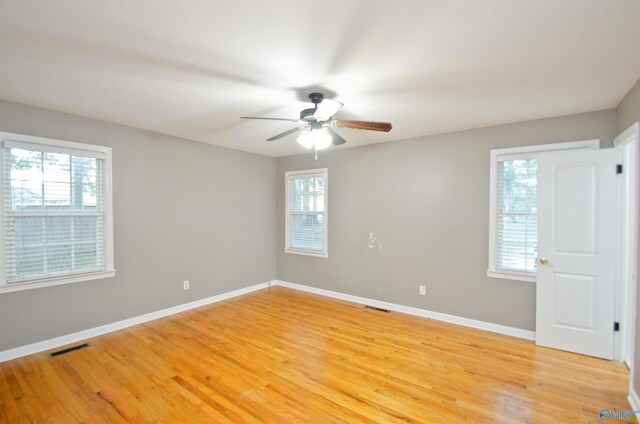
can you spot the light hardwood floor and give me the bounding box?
[0,286,633,423]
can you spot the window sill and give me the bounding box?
[0,270,116,294]
[284,248,328,258]
[487,270,536,283]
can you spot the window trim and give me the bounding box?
[284,168,328,258]
[0,132,115,294]
[487,139,600,283]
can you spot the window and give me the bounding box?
[495,158,538,275]
[285,168,328,257]
[0,132,114,293]
[488,140,599,282]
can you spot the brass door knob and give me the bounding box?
[539,257,549,265]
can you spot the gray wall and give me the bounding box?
[276,110,617,331]
[0,98,625,349]
[618,79,640,134]
[0,100,276,351]
[616,78,640,395]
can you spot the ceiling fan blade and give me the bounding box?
[241,116,300,122]
[266,126,308,141]
[332,120,392,132]
[313,99,343,121]
[326,128,347,146]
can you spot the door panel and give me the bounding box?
[552,273,595,331]
[536,148,616,359]
[554,165,596,253]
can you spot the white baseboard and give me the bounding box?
[272,280,535,340]
[0,279,537,363]
[0,282,269,363]
[629,385,640,412]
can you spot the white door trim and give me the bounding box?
[614,123,639,368]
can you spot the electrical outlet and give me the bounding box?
[183,280,190,290]
[419,285,426,296]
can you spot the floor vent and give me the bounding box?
[365,305,391,313]
[48,343,91,358]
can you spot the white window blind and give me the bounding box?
[285,169,328,257]
[1,134,114,289]
[496,159,538,274]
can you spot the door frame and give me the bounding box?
[614,122,639,367]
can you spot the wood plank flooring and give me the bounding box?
[0,286,633,423]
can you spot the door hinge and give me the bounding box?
[614,322,620,332]
[616,164,623,174]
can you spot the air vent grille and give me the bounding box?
[365,305,391,313]
[48,343,91,358]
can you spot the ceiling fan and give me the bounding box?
[241,92,392,151]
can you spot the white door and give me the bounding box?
[536,148,617,359]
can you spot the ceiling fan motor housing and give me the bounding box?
[300,93,326,122]
[308,92,324,104]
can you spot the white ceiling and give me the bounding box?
[1,1,639,157]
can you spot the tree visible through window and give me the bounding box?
[496,159,538,274]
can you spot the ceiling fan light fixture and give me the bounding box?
[296,128,332,150]
[314,129,332,150]
[296,130,314,149]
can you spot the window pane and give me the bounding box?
[43,153,71,209]
[497,215,538,272]
[4,145,106,282]
[497,159,538,273]
[8,150,101,213]
[75,243,98,269]
[74,216,98,241]
[46,244,72,273]
[15,245,45,278]
[9,149,43,209]
[286,171,327,254]
[289,213,324,251]
[15,216,45,246]
[71,156,98,209]
[46,216,72,243]
[499,159,537,213]
[290,177,325,212]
